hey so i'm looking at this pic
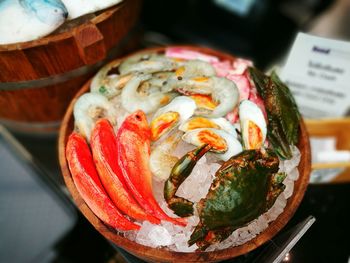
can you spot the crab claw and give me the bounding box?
[66,132,140,231]
[164,144,212,217]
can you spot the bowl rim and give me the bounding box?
[58,45,311,262]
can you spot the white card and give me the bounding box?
[281,32,350,118]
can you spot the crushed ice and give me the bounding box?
[126,146,301,252]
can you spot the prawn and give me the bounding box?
[165,76,239,118]
[90,60,132,99]
[119,54,178,75]
[121,74,177,114]
[73,93,117,141]
[174,60,216,79]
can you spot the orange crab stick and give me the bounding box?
[116,111,187,226]
[90,119,160,224]
[66,132,140,231]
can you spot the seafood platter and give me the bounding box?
[59,46,311,262]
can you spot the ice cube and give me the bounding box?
[173,140,195,158]
[123,230,137,241]
[197,155,207,165]
[209,163,221,176]
[283,178,294,199]
[136,221,155,246]
[176,162,213,202]
[282,146,301,173]
[289,167,300,181]
[148,225,173,247]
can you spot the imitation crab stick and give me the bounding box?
[90,119,160,224]
[66,132,140,231]
[116,110,186,226]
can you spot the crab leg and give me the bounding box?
[117,110,186,226]
[164,144,212,217]
[66,132,140,231]
[90,119,160,224]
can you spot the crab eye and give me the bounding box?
[135,114,142,121]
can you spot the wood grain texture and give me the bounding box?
[0,74,92,122]
[0,0,141,134]
[306,118,350,183]
[74,23,106,65]
[59,46,311,263]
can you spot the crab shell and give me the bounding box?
[189,149,284,250]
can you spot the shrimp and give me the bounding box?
[90,61,132,99]
[121,74,177,114]
[118,53,157,72]
[165,76,239,118]
[156,61,216,93]
[149,132,182,181]
[73,93,117,141]
[119,54,178,75]
[174,60,216,79]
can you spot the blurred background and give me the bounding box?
[1,0,350,262]
[140,0,349,68]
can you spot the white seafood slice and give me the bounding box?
[239,100,267,149]
[179,117,237,137]
[150,96,196,141]
[182,128,242,161]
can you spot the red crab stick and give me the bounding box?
[66,132,140,231]
[90,119,160,224]
[116,111,186,226]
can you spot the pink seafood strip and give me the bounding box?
[165,47,219,63]
[226,73,250,101]
[226,108,239,124]
[212,57,254,78]
[231,58,254,75]
[211,60,233,77]
[225,72,251,124]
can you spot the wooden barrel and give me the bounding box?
[0,0,141,136]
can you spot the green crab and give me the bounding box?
[187,149,286,250]
[248,67,301,160]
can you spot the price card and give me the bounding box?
[281,32,350,118]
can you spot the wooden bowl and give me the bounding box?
[59,46,311,263]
